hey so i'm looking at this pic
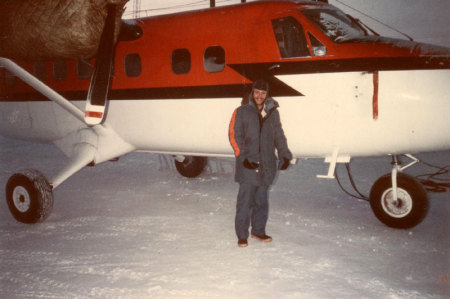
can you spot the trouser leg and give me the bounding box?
[251,185,269,236]
[235,183,255,239]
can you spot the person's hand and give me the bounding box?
[243,159,259,169]
[279,157,290,170]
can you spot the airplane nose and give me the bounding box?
[412,42,450,56]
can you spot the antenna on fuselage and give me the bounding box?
[334,0,413,41]
[133,0,141,19]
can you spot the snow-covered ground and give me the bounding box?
[0,136,448,298]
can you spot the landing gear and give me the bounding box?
[6,170,53,224]
[369,155,428,229]
[174,156,207,178]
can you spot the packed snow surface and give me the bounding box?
[0,137,449,298]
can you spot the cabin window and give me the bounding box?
[4,70,15,86]
[53,60,67,81]
[204,46,225,73]
[124,53,142,77]
[77,59,92,80]
[308,33,327,56]
[33,62,46,81]
[171,48,191,75]
[272,16,310,58]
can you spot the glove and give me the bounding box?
[279,157,290,170]
[243,158,259,169]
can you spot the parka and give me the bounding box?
[229,93,292,186]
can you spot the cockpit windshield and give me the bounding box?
[301,8,366,43]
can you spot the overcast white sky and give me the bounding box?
[122,0,450,47]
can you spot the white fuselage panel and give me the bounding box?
[1,70,449,159]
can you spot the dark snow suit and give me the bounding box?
[229,94,292,239]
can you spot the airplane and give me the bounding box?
[0,0,449,229]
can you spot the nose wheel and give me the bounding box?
[370,163,428,229]
[6,169,53,223]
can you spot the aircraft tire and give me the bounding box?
[6,169,53,223]
[369,173,428,229]
[174,156,207,178]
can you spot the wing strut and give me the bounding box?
[84,4,118,126]
[0,58,85,122]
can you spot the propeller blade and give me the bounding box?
[85,4,117,126]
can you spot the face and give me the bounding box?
[252,88,267,110]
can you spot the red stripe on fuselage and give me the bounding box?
[373,71,379,120]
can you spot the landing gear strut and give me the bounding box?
[369,155,428,229]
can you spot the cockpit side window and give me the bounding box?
[272,16,310,58]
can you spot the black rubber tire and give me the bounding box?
[369,172,428,229]
[174,156,207,178]
[6,169,53,223]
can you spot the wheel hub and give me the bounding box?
[381,187,413,218]
[12,186,31,213]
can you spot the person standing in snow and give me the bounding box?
[228,79,292,248]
